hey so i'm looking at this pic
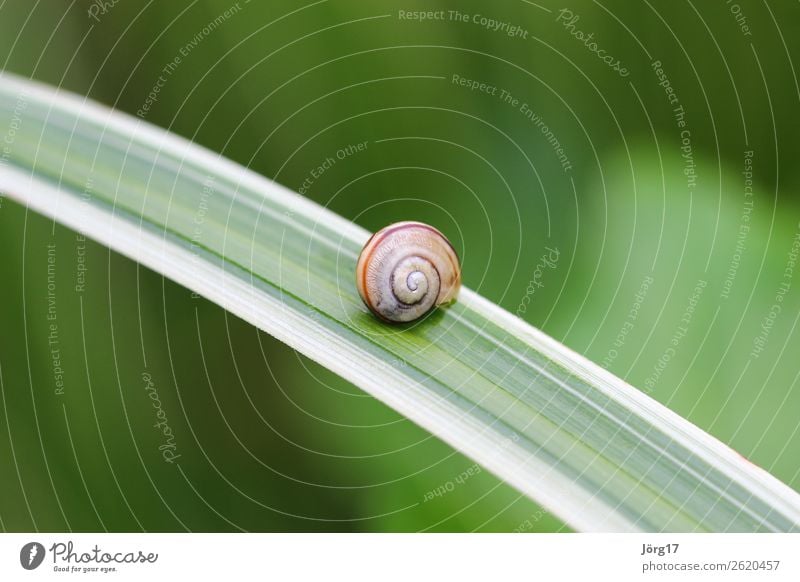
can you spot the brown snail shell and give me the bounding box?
[356,221,461,323]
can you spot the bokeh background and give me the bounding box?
[1,0,799,532]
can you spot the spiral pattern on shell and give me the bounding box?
[356,222,462,323]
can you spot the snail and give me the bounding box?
[356,221,462,323]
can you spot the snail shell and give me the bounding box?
[356,221,461,323]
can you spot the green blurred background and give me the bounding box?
[1,0,799,532]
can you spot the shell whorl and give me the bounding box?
[356,222,461,323]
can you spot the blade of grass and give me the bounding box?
[1,72,799,532]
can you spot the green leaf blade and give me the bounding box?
[2,72,799,532]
